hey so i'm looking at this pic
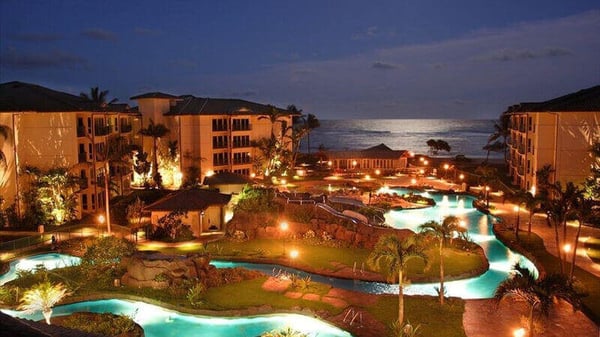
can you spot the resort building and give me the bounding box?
[326,143,410,174]
[506,85,600,191]
[130,93,297,183]
[0,81,141,219]
[144,188,232,236]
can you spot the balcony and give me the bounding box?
[232,125,252,132]
[213,161,229,167]
[233,158,251,165]
[94,125,111,136]
[120,123,132,133]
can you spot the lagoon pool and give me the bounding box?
[0,253,81,285]
[1,299,352,337]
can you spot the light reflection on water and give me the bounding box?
[2,299,352,337]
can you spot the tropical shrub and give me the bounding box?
[58,312,137,336]
[234,186,279,213]
[82,236,136,267]
[149,210,195,242]
[186,282,206,307]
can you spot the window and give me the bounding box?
[233,135,250,147]
[212,118,228,131]
[528,116,532,131]
[232,119,250,131]
[233,168,250,176]
[213,152,229,166]
[82,194,88,210]
[233,152,250,165]
[212,136,228,149]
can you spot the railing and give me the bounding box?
[0,223,140,252]
[120,123,132,133]
[232,125,251,131]
[233,158,251,165]
[94,125,111,136]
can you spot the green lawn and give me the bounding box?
[199,238,486,281]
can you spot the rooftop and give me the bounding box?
[327,143,408,159]
[506,85,600,113]
[0,81,135,113]
[144,188,232,212]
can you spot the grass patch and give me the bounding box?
[366,295,466,337]
[203,238,486,281]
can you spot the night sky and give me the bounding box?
[1,1,599,119]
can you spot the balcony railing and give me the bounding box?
[233,158,251,165]
[94,125,111,136]
[232,125,252,131]
[120,123,132,133]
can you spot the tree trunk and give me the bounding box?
[528,304,535,337]
[398,268,404,325]
[528,213,533,234]
[439,242,445,305]
[570,219,583,281]
[554,219,564,274]
[43,309,52,325]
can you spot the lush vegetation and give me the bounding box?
[55,312,139,336]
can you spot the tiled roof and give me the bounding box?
[0,81,133,113]
[166,96,292,116]
[327,143,407,159]
[203,172,254,186]
[506,85,600,113]
[144,188,232,211]
[129,92,178,100]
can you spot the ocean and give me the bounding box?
[300,119,500,159]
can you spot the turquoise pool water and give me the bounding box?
[0,253,81,285]
[2,299,352,337]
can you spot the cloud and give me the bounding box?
[133,27,163,36]
[371,61,398,70]
[1,47,87,69]
[82,28,117,41]
[352,26,379,40]
[474,47,572,62]
[10,33,62,42]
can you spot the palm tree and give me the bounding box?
[259,106,288,142]
[302,113,320,154]
[367,234,427,324]
[80,86,117,109]
[18,281,70,324]
[419,216,460,305]
[475,164,498,207]
[138,119,170,188]
[569,189,593,281]
[495,264,582,337]
[486,111,510,163]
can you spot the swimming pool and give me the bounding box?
[0,253,81,285]
[1,299,352,337]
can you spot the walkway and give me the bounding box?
[464,199,600,337]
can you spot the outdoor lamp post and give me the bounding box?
[485,186,490,207]
[289,249,299,265]
[280,222,289,256]
[513,205,520,237]
[97,214,105,237]
[443,163,449,179]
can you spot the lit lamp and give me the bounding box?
[513,327,526,337]
[352,160,357,171]
[485,186,490,207]
[280,222,289,256]
[97,214,105,237]
[443,163,449,179]
[289,249,299,264]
